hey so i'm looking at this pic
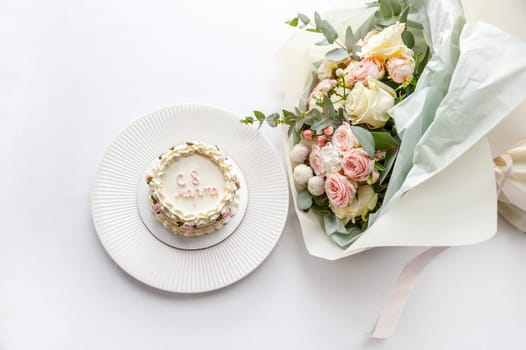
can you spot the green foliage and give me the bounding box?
[379,0,402,18]
[351,126,375,158]
[371,131,398,151]
[325,48,350,61]
[297,190,313,211]
[402,30,415,48]
[241,0,429,249]
[323,214,364,247]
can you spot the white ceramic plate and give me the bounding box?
[91,105,289,293]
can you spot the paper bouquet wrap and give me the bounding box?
[274,0,526,260]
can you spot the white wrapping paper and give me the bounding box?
[276,0,526,259]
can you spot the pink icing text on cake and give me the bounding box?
[173,170,219,199]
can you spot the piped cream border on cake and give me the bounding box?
[146,142,240,237]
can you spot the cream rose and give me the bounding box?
[359,23,412,60]
[386,55,416,84]
[320,143,342,174]
[317,60,338,80]
[332,122,359,154]
[325,173,357,209]
[332,185,378,224]
[345,77,395,129]
[341,148,374,182]
[309,145,324,176]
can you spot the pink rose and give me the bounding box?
[221,209,231,220]
[325,173,356,209]
[303,129,313,140]
[351,57,385,83]
[309,145,324,176]
[181,224,193,232]
[332,123,359,154]
[386,55,415,84]
[317,135,327,147]
[341,148,374,182]
[151,203,161,214]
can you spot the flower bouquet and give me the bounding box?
[242,0,526,260]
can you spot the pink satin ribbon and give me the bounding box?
[495,153,526,212]
[370,144,526,339]
[370,246,448,338]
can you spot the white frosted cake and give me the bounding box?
[146,141,240,237]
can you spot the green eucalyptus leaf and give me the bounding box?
[242,116,254,124]
[266,113,280,127]
[351,126,375,158]
[322,96,336,118]
[253,110,266,122]
[282,109,296,124]
[390,0,402,15]
[325,48,350,62]
[294,119,304,132]
[402,30,415,48]
[297,190,313,210]
[380,0,401,17]
[417,47,430,75]
[293,129,301,144]
[306,108,322,119]
[371,131,398,150]
[374,162,386,171]
[304,109,321,126]
[286,17,299,27]
[345,26,356,52]
[314,12,322,28]
[320,20,338,44]
[399,5,409,23]
[306,28,322,33]
[379,0,394,18]
[298,13,310,25]
[311,118,334,132]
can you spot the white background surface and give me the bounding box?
[1,0,526,349]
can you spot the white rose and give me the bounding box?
[359,22,412,60]
[345,77,395,129]
[317,60,338,80]
[320,143,342,174]
[332,185,378,224]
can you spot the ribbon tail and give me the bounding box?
[370,246,449,339]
